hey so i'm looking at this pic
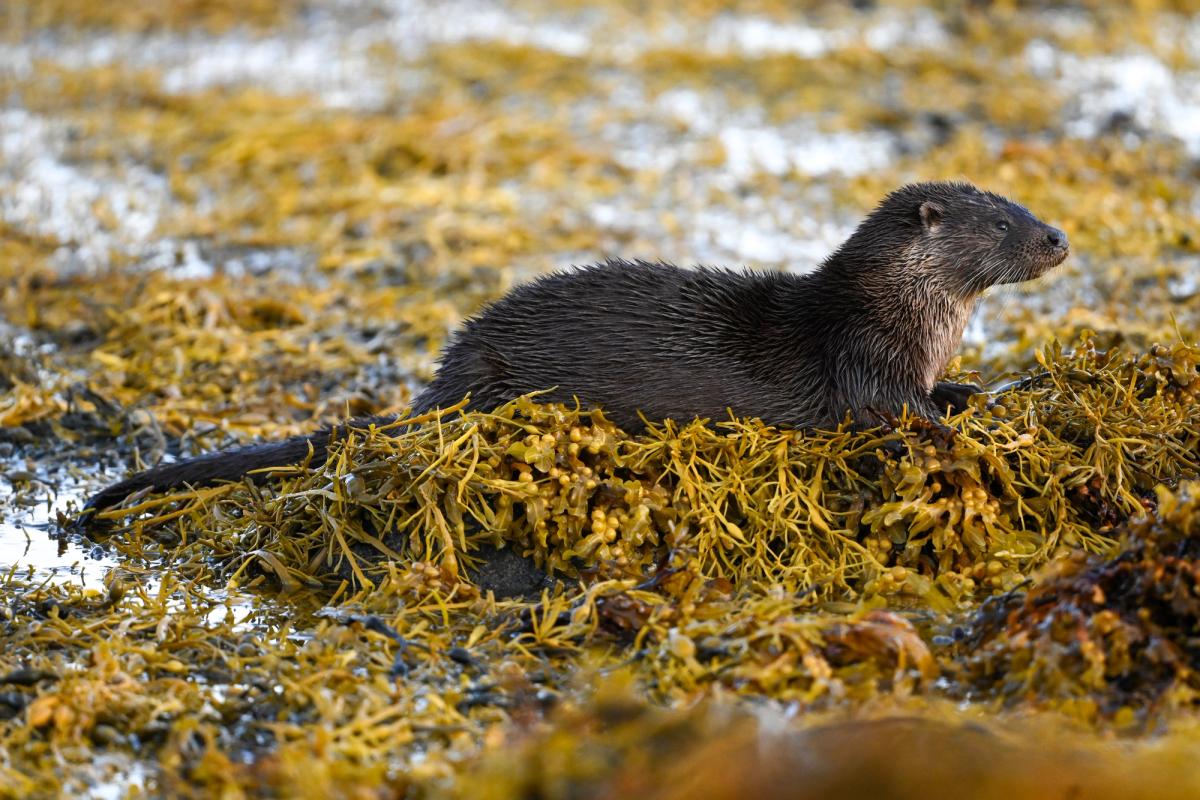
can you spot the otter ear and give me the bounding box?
[919,201,943,230]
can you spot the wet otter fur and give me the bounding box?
[84,181,1068,515]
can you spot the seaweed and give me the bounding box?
[956,481,1200,728]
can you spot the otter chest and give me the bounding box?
[918,302,974,388]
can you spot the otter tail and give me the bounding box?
[84,415,397,513]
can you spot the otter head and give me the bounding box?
[892,181,1069,298]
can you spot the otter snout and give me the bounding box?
[1045,226,1068,253]
[1044,225,1069,270]
[989,218,1071,287]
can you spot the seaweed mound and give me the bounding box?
[959,481,1200,726]
[93,340,1200,605]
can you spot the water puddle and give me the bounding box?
[0,464,118,587]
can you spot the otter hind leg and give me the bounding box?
[413,341,520,414]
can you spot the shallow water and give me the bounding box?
[0,459,117,586]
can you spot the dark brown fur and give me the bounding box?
[84,181,1068,512]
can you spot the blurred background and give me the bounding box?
[3,1,1198,366]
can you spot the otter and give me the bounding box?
[84,181,1068,513]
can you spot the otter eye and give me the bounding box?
[996,220,1010,232]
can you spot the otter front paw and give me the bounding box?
[930,381,983,414]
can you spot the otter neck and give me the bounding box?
[877,271,973,391]
[819,249,977,393]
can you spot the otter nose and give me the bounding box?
[1046,227,1068,249]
